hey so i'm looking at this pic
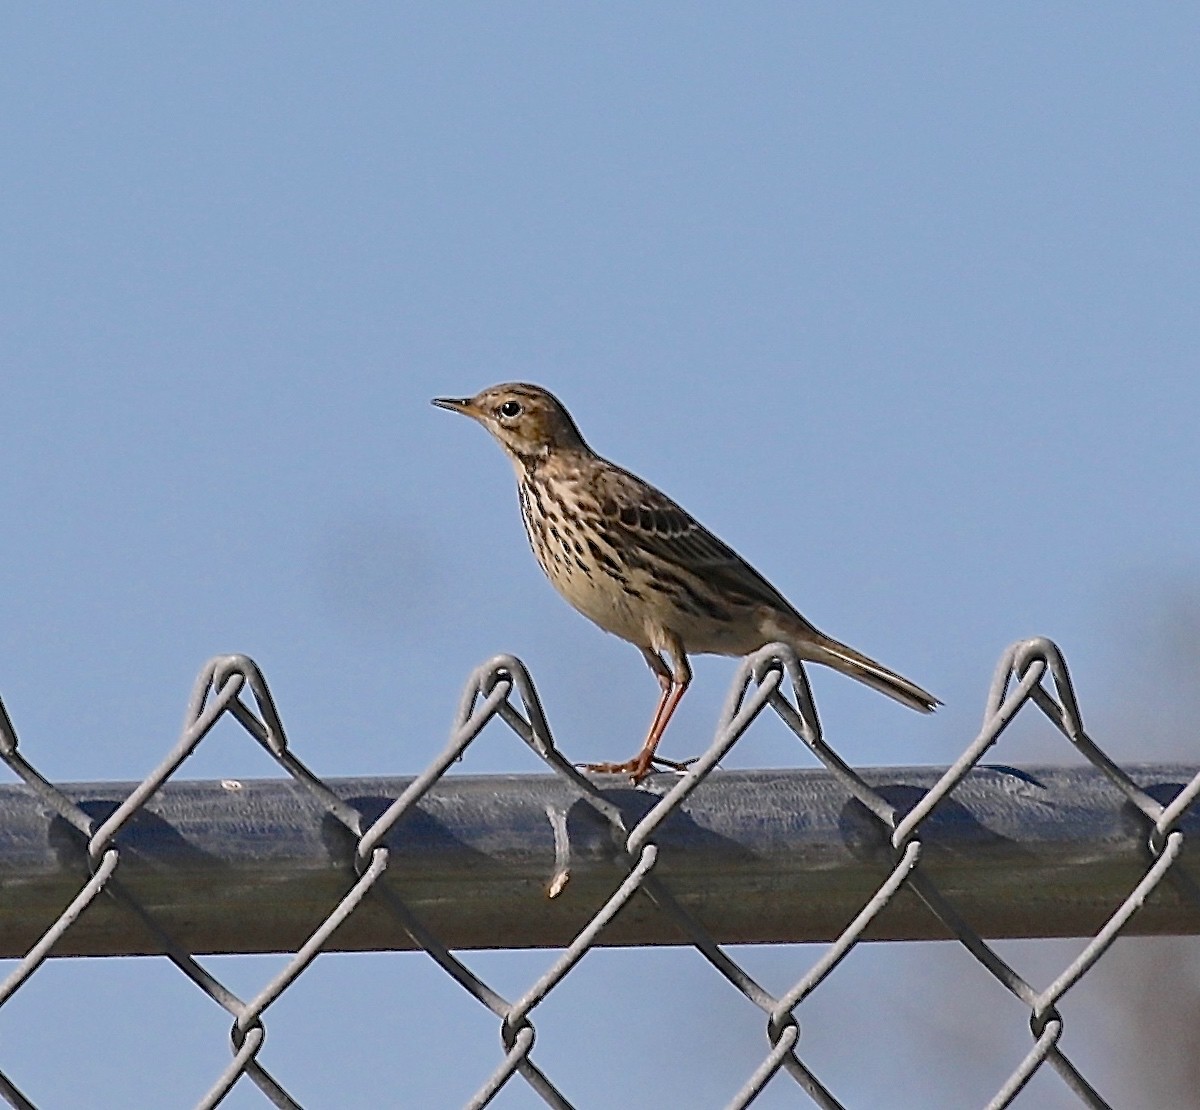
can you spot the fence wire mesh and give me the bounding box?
[0,637,1197,1108]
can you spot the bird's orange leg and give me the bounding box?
[584,645,693,782]
[639,648,676,742]
[628,670,690,781]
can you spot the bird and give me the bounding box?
[432,383,939,781]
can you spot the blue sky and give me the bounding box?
[2,5,1198,1107]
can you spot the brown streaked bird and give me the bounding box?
[433,383,939,781]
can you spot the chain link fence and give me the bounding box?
[0,637,1197,1108]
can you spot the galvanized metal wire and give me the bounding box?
[0,637,1197,1108]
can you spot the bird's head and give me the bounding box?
[432,383,588,461]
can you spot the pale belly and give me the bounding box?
[527,530,769,656]
[538,545,652,645]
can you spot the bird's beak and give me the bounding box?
[431,396,476,417]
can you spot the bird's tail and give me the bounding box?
[801,635,940,713]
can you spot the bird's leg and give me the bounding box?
[639,647,676,746]
[629,652,691,782]
[583,643,693,783]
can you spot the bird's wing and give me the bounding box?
[594,460,814,625]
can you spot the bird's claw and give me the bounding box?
[578,753,698,783]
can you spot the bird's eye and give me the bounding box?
[499,400,523,419]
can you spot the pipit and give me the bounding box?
[433,383,939,781]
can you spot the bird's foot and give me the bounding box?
[579,756,642,781]
[579,753,697,783]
